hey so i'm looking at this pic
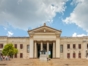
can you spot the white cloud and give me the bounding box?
[63,0,88,32]
[7,31,13,37]
[0,0,68,30]
[72,32,87,37]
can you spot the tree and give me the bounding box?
[2,43,18,58]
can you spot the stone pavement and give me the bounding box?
[0,58,88,66]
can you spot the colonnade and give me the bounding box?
[34,41,56,58]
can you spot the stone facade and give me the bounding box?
[0,23,88,59]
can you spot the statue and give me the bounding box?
[39,50,48,61]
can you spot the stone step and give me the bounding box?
[1,59,88,66]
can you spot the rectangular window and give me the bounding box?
[78,53,81,58]
[14,54,17,58]
[73,53,75,58]
[20,53,23,58]
[0,44,3,48]
[78,44,81,49]
[73,44,76,49]
[60,45,63,53]
[27,45,29,53]
[67,53,70,58]
[67,44,70,49]
[20,44,23,49]
[14,44,17,48]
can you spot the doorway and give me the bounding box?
[36,43,53,58]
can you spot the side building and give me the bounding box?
[0,24,88,59]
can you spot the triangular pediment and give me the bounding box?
[31,27,57,33]
[28,24,62,35]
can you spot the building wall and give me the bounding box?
[0,36,88,59]
[60,37,88,59]
[0,37,30,59]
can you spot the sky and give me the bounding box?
[0,0,88,37]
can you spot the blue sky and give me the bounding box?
[0,0,88,37]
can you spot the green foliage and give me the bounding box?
[2,43,18,57]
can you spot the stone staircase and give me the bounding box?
[51,59,88,66]
[0,58,88,66]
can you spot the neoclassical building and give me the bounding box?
[0,23,88,59]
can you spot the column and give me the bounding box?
[41,42,43,51]
[34,42,37,58]
[47,42,49,52]
[53,42,55,58]
[29,38,34,58]
[47,42,49,58]
[56,38,60,58]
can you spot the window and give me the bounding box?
[0,44,3,48]
[67,44,70,49]
[60,45,63,53]
[14,54,17,58]
[67,53,70,58]
[73,53,75,58]
[27,45,29,53]
[20,53,23,58]
[20,44,23,49]
[73,44,76,49]
[78,44,81,49]
[14,44,17,48]
[78,53,81,58]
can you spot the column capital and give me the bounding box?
[56,34,60,38]
[30,34,33,38]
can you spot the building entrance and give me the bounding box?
[36,42,53,58]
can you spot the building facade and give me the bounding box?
[0,23,88,59]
